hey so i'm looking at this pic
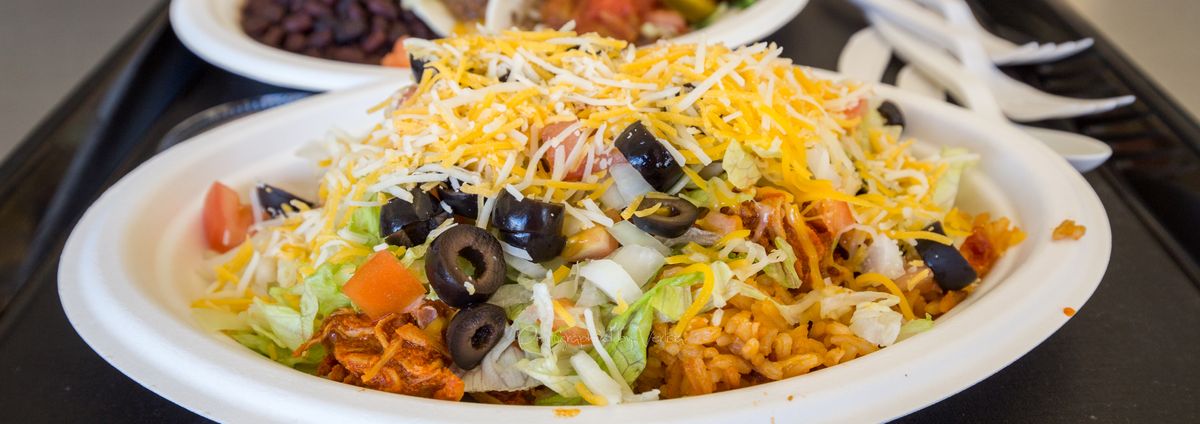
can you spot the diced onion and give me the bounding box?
[609,162,653,204]
[606,221,670,256]
[570,351,623,406]
[607,245,665,287]
[598,181,627,210]
[506,253,547,277]
[578,259,643,305]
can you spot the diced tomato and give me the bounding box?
[342,251,428,319]
[380,37,411,68]
[576,0,643,42]
[844,98,869,119]
[644,9,688,36]
[562,226,620,261]
[543,121,585,180]
[560,327,593,346]
[202,182,254,253]
[542,121,612,181]
[698,210,743,235]
[549,299,592,346]
[539,0,580,29]
[812,200,855,236]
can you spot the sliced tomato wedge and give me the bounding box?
[202,182,254,253]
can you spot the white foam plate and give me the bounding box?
[169,0,809,91]
[59,79,1110,423]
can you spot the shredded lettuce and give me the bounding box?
[898,314,935,341]
[488,284,533,309]
[534,393,586,406]
[192,307,249,333]
[517,323,542,355]
[648,285,691,322]
[679,188,710,208]
[571,351,624,405]
[516,355,580,397]
[849,301,903,347]
[862,234,905,280]
[299,262,354,324]
[246,299,307,350]
[207,262,353,368]
[458,326,540,393]
[818,286,898,319]
[932,148,978,211]
[603,272,703,383]
[723,140,761,189]
[346,206,382,246]
[769,237,803,288]
[228,331,325,371]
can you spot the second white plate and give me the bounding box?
[169,0,809,91]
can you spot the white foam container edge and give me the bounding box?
[59,79,1110,423]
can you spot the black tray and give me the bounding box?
[0,0,1197,422]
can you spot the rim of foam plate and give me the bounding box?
[59,80,1110,423]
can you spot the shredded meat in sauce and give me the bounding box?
[735,188,831,287]
[959,213,1025,277]
[297,306,464,401]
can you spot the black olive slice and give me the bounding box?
[498,230,566,262]
[877,101,904,127]
[446,303,508,369]
[409,54,432,82]
[384,211,450,247]
[435,183,478,218]
[425,225,506,308]
[256,183,313,218]
[629,195,700,238]
[614,121,683,192]
[490,191,565,234]
[380,189,438,245]
[915,222,977,290]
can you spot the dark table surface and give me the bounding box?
[1,0,1197,422]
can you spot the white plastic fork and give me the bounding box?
[853,0,1134,122]
[868,13,1112,172]
[911,0,1093,65]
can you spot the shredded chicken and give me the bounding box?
[959,213,1026,277]
[1052,219,1087,241]
[736,187,832,288]
[297,308,464,401]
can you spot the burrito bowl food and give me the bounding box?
[191,29,1024,406]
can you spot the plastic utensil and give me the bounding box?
[911,0,1093,65]
[869,14,1111,172]
[853,0,1134,122]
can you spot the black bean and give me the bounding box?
[258,2,286,22]
[388,25,408,40]
[365,0,398,19]
[261,26,286,46]
[282,13,313,32]
[361,30,386,53]
[329,45,365,62]
[302,0,332,17]
[345,1,366,21]
[243,0,435,64]
[333,19,367,43]
[241,16,270,36]
[283,33,308,51]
